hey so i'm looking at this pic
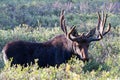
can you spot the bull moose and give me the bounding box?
[2,10,111,67]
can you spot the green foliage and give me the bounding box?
[0,0,119,79]
[0,0,120,28]
[0,24,119,79]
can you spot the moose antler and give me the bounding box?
[60,10,67,35]
[60,10,79,41]
[88,11,111,42]
[67,26,79,41]
[60,10,111,42]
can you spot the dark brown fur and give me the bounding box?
[3,34,79,67]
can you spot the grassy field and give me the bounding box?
[0,0,120,80]
[0,24,119,80]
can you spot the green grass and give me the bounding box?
[0,0,120,79]
[0,25,120,80]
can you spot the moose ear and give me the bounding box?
[86,28,96,37]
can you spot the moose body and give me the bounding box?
[2,10,111,67]
[3,34,76,67]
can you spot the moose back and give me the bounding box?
[2,11,111,67]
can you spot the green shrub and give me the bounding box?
[0,25,120,79]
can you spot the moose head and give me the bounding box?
[60,10,111,62]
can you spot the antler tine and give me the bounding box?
[87,30,103,42]
[103,13,108,30]
[60,10,64,31]
[60,10,68,35]
[68,26,85,41]
[99,11,108,35]
[101,11,104,34]
[99,12,108,35]
[97,12,101,30]
[96,12,102,38]
[85,28,96,37]
[67,26,78,41]
[63,19,67,35]
[102,11,104,26]
[103,23,111,36]
[102,12,108,34]
[61,9,64,16]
